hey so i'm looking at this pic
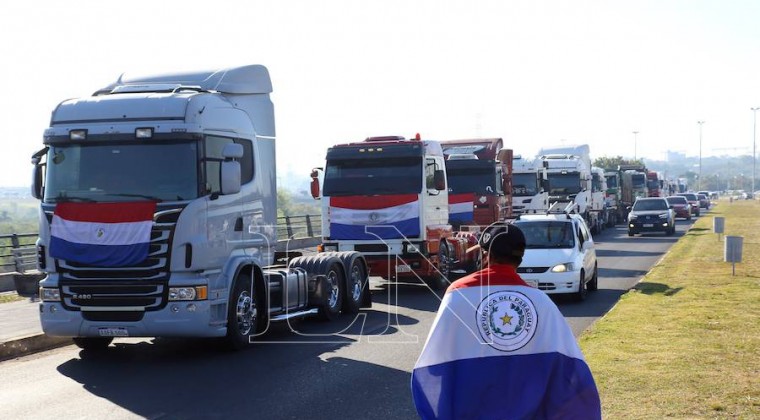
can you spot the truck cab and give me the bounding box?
[32,65,369,351]
[511,155,548,216]
[314,135,475,290]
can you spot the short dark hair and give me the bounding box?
[479,222,526,266]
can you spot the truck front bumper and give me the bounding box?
[39,301,227,338]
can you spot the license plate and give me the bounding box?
[643,223,654,228]
[524,279,538,288]
[396,264,412,273]
[98,327,129,337]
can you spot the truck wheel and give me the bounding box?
[588,264,598,291]
[289,255,347,320]
[343,255,368,314]
[574,270,588,302]
[72,337,113,351]
[426,244,451,291]
[318,262,345,321]
[225,273,258,350]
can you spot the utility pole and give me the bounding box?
[697,121,705,191]
[632,131,639,161]
[752,107,759,196]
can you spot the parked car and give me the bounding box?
[697,193,710,209]
[666,196,691,220]
[513,209,598,301]
[627,197,676,236]
[676,193,700,216]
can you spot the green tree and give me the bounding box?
[593,156,645,170]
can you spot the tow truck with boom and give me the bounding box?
[32,64,370,351]
[440,138,513,228]
[310,134,479,290]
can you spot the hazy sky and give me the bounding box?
[2,0,759,187]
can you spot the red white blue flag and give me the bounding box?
[49,201,156,267]
[412,266,601,419]
[328,194,420,240]
[448,193,474,224]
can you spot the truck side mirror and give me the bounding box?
[310,168,322,200]
[220,143,243,195]
[30,147,48,200]
[434,170,446,191]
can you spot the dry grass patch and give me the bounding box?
[581,199,760,419]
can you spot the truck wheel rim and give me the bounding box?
[440,249,450,278]
[350,265,363,302]
[236,291,255,336]
[327,270,340,309]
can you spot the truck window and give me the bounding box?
[323,157,422,196]
[425,158,438,190]
[203,136,254,194]
[512,173,538,196]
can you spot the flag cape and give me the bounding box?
[329,194,420,240]
[49,201,156,267]
[411,266,601,420]
[448,193,474,224]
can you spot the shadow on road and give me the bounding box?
[57,343,418,419]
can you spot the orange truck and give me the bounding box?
[440,138,513,228]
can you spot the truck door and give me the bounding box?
[424,157,449,227]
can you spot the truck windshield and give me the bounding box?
[43,142,199,203]
[631,174,646,189]
[547,173,582,194]
[512,173,539,196]
[592,174,604,191]
[446,163,496,195]
[323,157,422,196]
[605,174,618,188]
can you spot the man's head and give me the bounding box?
[478,222,526,267]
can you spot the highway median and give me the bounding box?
[580,199,760,418]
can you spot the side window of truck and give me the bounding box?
[425,158,437,190]
[203,136,255,194]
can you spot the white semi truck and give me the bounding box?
[32,65,370,351]
[538,144,601,231]
[511,155,548,216]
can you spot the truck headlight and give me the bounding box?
[659,213,669,219]
[168,286,208,301]
[551,263,574,273]
[40,287,61,302]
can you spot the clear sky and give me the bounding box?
[2,0,759,187]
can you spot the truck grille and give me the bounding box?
[517,267,550,274]
[44,205,183,311]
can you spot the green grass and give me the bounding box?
[0,293,23,304]
[580,199,760,418]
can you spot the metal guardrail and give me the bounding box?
[0,215,322,275]
[0,233,38,275]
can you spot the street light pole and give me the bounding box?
[751,107,759,196]
[633,131,639,161]
[697,121,705,191]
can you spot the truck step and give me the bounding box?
[270,308,319,322]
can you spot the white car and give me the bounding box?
[513,211,598,301]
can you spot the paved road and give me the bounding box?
[0,215,698,420]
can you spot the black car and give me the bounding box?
[627,197,676,236]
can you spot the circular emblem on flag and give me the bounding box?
[368,212,380,223]
[96,228,105,239]
[476,291,537,352]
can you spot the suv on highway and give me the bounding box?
[697,193,710,209]
[627,197,676,236]
[513,205,598,301]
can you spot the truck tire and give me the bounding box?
[289,255,345,321]
[72,337,113,352]
[225,273,259,350]
[320,251,369,314]
[425,243,451,291]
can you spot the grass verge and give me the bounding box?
[0,292,23,304]
[581,199,760,419]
